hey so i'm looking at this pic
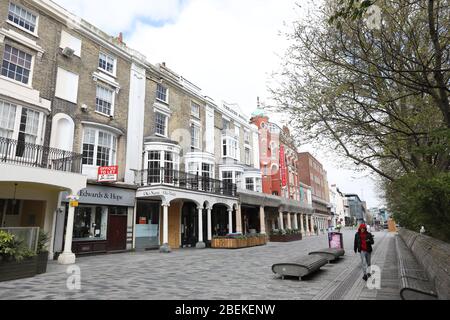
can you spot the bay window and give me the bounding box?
[82,127,117,167]
[222,171,233,184]
[0,100,16,139]
[235,172,243,189]
[245,178,254,191]
[148,151,161,183]
[145,148,180,185]
[0,99,44,147]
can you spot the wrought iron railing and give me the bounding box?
[0,137,82,173]
[135,168,238,197]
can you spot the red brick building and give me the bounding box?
[250,113,299,201]
[298,152,332,230]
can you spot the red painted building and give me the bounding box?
[250,112,299,201]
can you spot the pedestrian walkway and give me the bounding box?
[0,230,401,300]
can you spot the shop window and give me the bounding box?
[73,206,108,241]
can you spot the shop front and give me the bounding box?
[56,184,136,256]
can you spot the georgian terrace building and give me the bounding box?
[129,62,265,252]
[0,0,93,265]
[0,0,149,263]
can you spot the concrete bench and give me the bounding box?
[308,248,345,262]
[398,228,450,299]
[396,236,438,300]
[272,255,328,281]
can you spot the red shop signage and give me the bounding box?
[98,166,118,182]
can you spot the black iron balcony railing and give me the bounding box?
[135,167,238,197]
[0,137,82,173]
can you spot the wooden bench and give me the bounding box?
[272,255,328,281]
[308,248,345,262]
[396,236,438,300]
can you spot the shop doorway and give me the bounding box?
[107,214,127,251]
[181,202,197,248]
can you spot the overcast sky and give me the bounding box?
[53,0,384,208]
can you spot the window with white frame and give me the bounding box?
[156,84,168,103]
[222,118,230,132]
[191,123,200,149]
[187,162,198,175]
[191,101,200,118]
[246,177,254,191]
[148,151,161,183]
[202,163,213,178]
[0,99,43,146]
[8,3,38,34]
[245,147,251,166]
[98,52,116,75]
[96,85,114,116]
[17,107,39,145]
[222,137,239,160]
[82,127,117,167]
[255,177,262,192]
[1,44,32,85]
[244,129,250,143]
[155,112,168,136]
[0,100,16,139]
[222,171,233,184]
[235,172,243,189]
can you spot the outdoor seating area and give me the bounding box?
[272,248,345,281]
[309,248,345,263]
[395,228,450,300]
[396,236,437,300]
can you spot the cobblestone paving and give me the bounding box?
[0,229,399,300]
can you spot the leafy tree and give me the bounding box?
[270,0,449,240]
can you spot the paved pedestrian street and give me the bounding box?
[0,229,400,300]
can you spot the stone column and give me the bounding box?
[207,207,212,241]
[279,211,284,230]
[259,206,266,234]
[160,204,171,253]
[305,215,310,235]
[287,213,292,230]
[310,215,315,235]
[58,198,76,265]
[293,213,299,230]
[236,205,242,234]
[300,214,305,235]
[228,209,233,234]
[196,207,206,249]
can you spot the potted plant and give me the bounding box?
[36,231,50,274]
[0,230,37,282]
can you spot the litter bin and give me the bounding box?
[328,232,344,249]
